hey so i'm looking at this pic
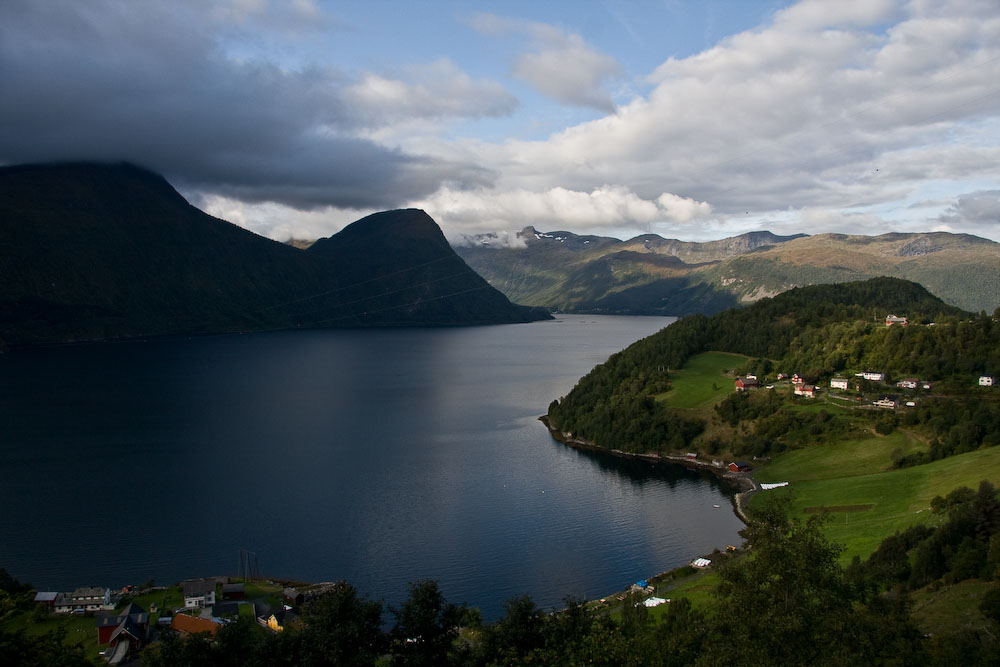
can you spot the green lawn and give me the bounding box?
[660,352,748,410]
[752,444,1000,562]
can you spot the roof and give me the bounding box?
[34,591,58,602]
[212,602,240,617]
[182,579,216,597]
[171,614,220,636]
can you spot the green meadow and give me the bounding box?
[659,351,747,410]
[753,442,1000,562]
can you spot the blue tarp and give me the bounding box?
[636,580,648,588]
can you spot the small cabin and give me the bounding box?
[734,377,758,392]
[728,461,752,473]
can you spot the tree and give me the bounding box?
[390,580,471,667]
[299,581,385,667]
[700,496,923,666]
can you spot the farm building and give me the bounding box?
[734,377,758,391]
[728,461,752,473]
[794,385,816,398]
[830,377,849,390]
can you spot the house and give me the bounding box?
[860,371,885,382]
[874,396,898,409]
[776,373,787,380]
[54,587,114,614]
[97,602,149,647]
[734,377,758,391]
[981,376,995,387]
[728,461,752,473]
[794,385,816,398]
[885,314,908,326]
[171,613,220,637]
[182,579,217,609]
[255,600,298,633]
[830,377,849,390]
[221,582,245,601]
[896,379,919,389]
[791,373,803,384]
[283,588,305,606]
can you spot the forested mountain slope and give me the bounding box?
[546,278,997,455]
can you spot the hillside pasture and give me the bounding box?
[752,444,1000,562]
[659,351,748,410]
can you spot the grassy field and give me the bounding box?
[753,442,1000,562]
[1,611,102,662]
[659,351,747,410]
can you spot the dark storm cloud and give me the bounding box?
[0,0,499,210]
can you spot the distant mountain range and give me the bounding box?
[453,226,1000,315]
[0,163,548,346]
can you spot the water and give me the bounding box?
[0,315,743,620]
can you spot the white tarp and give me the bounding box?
[760,482,789,490]
[643,597,669,607]
[691,558,711,568]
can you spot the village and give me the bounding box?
[30,577,327,664]
[731,314,995,412]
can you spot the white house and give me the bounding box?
[896,379,918,389]
[183,579,217,609]
[830,378,849,390]
[874,397,898,409]
[794,385,816,398]
[885,314,908,326]
[981,376,995,387]
[861,371,885,382]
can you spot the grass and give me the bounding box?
[909,579,997,638]
[752,443,1000,562]
[2,611,102,662]
[660,351,748,410]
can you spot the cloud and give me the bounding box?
[469,14,622,111]
[412,185,711,238]
[343,59,518,127]
[0,0,508,210]
[939,190,1000,226]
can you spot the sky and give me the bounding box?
[2,0,999,245]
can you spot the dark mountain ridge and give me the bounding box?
[0,162,547,346]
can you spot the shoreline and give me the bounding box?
[538,415,757,524]
[538,415,758,606]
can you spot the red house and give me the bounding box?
[734,377,758,391]
[97,602,148,647]
[728,461,752,473]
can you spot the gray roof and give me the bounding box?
[182,579,216,597]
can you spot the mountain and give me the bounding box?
[454,227,1000,315]
[0,162,548,346]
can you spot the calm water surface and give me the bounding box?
[0,315,743,620]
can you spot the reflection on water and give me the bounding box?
[0,315,743,620]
